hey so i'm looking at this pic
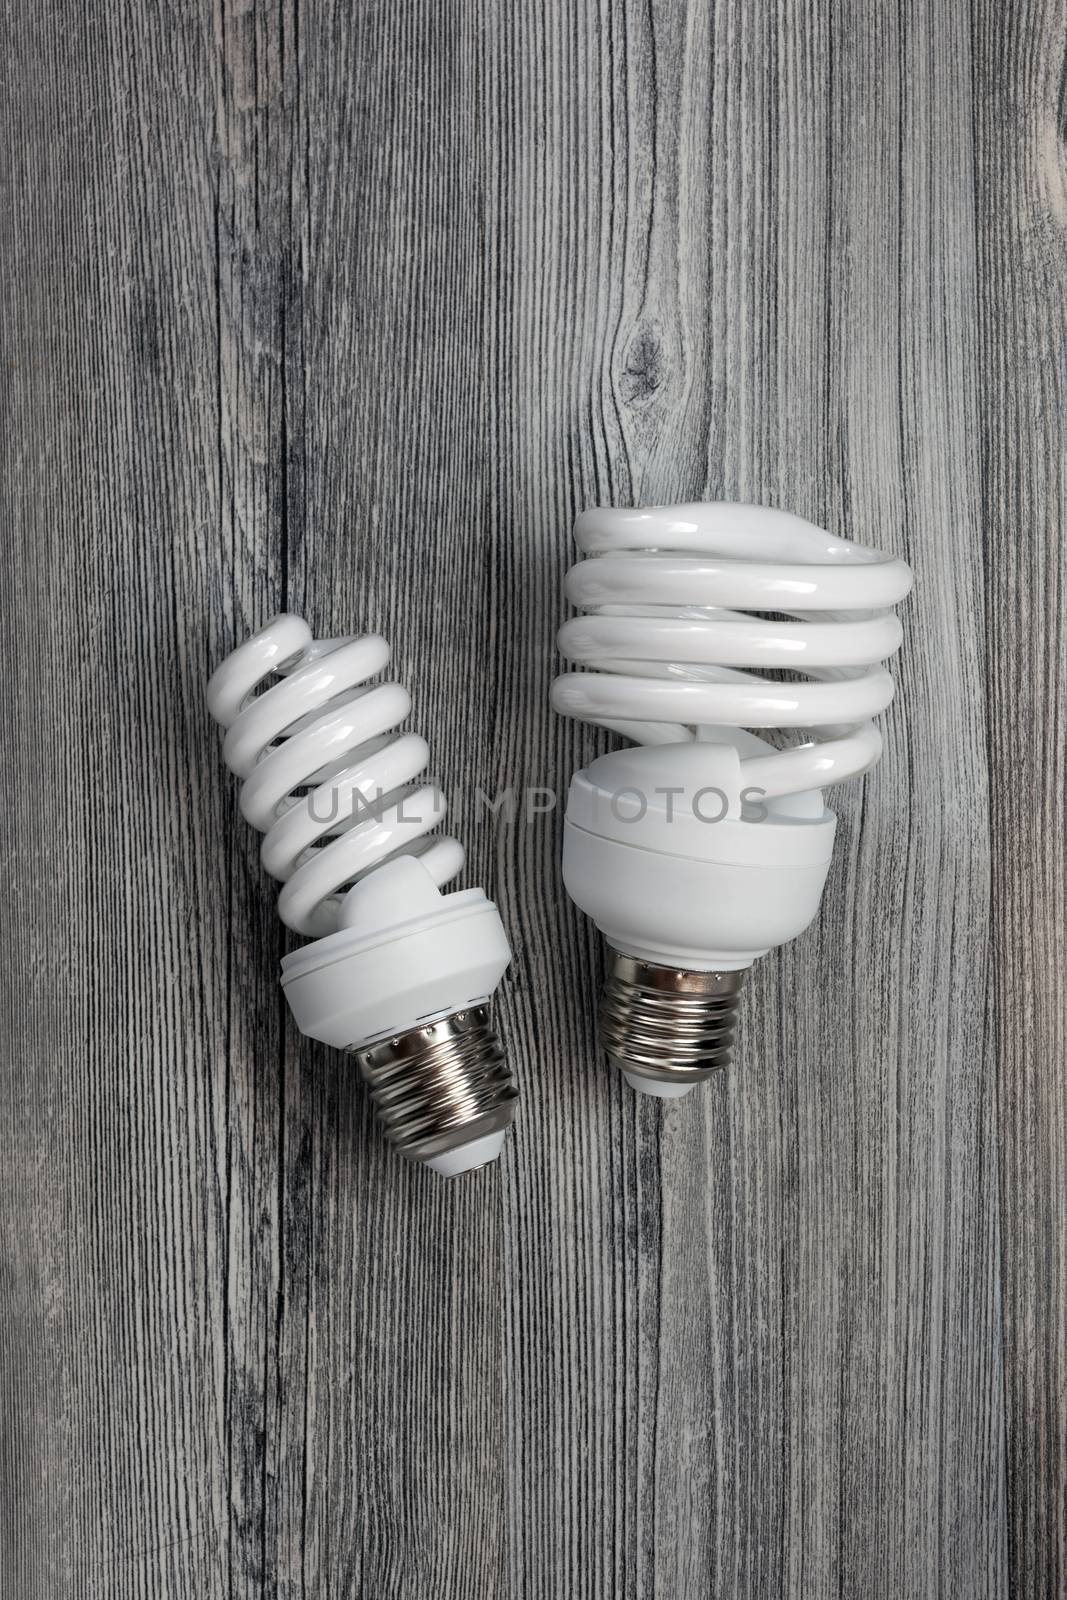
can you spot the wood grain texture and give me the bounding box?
[974,2,1067,1595]
[0,0,1060,1595]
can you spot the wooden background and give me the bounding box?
[1,0,1064,1595]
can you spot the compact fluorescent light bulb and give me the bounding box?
[207,614,518,1174]
[551,502,913,1097]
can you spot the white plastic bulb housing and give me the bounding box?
[552,501,913,1097]
[208,613,518,1175]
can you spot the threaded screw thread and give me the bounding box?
[353,1005,517,1171]
[599,949,745,1091]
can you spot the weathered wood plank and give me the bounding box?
[286,5,513,1595]
[477,1,1005,1595]
[974,3,1067,1594]
[0,0,234,1594]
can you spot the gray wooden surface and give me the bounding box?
[1,0,1063,1595]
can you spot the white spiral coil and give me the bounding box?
[206,614,462,939]
[551,502,913,798]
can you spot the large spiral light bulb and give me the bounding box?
[552,502,913,1097]
[207,613,518,1175]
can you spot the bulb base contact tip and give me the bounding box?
[354,1005,518,1175]
[599,950,746,1095]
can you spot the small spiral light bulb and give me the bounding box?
[207,614,518,1174]
[552,502,913,1097]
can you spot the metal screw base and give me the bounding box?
[599,949,746,1092]
[353,1005,517,1172]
